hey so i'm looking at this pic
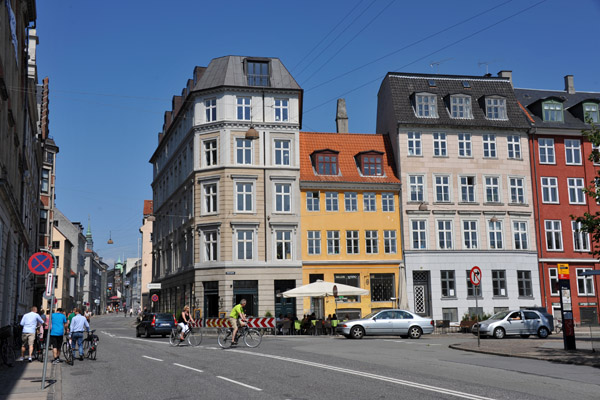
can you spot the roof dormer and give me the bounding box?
[355,150,385,176]
[311,149,339,176]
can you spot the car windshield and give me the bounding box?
[489,311,511,320]
[155,313,173,321]
[362,311,379,319]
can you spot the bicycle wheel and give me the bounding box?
[62,342,73,365]
[169,329,179,347]
[217,329,233,349]
[187,328,202,347]
[243,329,262,348]
[83,338,89,351]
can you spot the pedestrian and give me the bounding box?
[84,309,92,322]
[50,308,68,364]
[69,308,89,361]
[129,307,133,317]
[67,308,76,325]
[19,306,44,362]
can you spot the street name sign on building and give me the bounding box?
[28,252,53,275]
[469,266,481,286]
[147,283,161,290]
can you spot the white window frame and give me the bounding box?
[408,175,425,202]
[382,192,395,212]
[363,192,376,212]
[274,183,292,213]
[548,268,559,296]
[407,132,422,156]
[509,177,525,204]
[576,268,595,296]
[410,219,427,250]
[434,174,451,202]
[383,230,397,254]
[507,135,521,159]
[436,220,453,250]
[462,220,478,249]
[205,98,217,122]
[451,95,472,119]
[415,93,438,118]
[565,139,582,165]
[203,138,218,167]
[344,192,357,212]
[484,176,500,203]
[275,230,293,260]
[307,231,321,255]
[483,134,497,158]
[203,230,218,262]
[202,181,218,215]
[346,230,359,254]
[236,138,253,165]
[538,138,555,164]
[433,132,447,156]
[567,178,586,204]
[541,177,559,204]
[459,175,476,203]
[235,181,254,213]
[325,192,339,212]
[571,221,590,252]
[235,228,255,261]
[543,101,563,122]
[513,221,528,250]
[365,230,379,254]
[517,270,533,297]
[306,191,320,212]
[237,96,251,121]
[458,133,472,157]
[486,97,507,120]
[488,219,504,249]
[274,139,291,166]
[274,99,289,122]
[544,220,563,251]
[584,103,599,123]
[327,230,340,255]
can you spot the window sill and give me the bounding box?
[458,201,479,205]
[518,296,534,299]
[492,296,508,299]
[433,155,449,158]
[508,203,528,207]
[507,158,523,161]
[466,296,484,300]
[407,154,424,157]
[433,202,455,205]
[484,202,504,206]
[441,296,457,300]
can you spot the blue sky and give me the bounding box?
[36,0,600,265]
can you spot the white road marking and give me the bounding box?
[173,363,203,373]
[383,340,440,345]
[229,349,495,400]
[142,355,163,362]
[217,376,262,391]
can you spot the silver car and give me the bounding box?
[472,310,552,339]
[337,309,434,339]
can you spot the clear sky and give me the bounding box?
[35,0,600,265]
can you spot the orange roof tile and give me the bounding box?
[300,132,400,184]
[517,101,535,124]
[143,200,153,216]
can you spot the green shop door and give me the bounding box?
[233,280,258,317]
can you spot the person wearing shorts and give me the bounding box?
[229,299,248,346]
[50,308,68,364]
[19,306,44,362]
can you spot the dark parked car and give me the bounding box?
[136,313,176,338]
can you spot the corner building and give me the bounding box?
[150,56,303,318]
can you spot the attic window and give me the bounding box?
[428,79,436,87]
[462,81,471,88]
[313,150,339,175]
[247,61,270,86]
[542,101,563,122]
[485,97,507,120]
[584,103,599,123]
[359,152,384,176]
[415,93,438,118]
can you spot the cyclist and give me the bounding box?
[69,308,89,361]
[177,305,195,341]
[229,299,248,346]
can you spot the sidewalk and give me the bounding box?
[0,358,61,400]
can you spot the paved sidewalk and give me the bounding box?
[0,358,60,400]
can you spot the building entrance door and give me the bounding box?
[233,280,258,317]
[203,281,219,318]
[412,271,431,317]
[275,280,296,317]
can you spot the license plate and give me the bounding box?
[160,323,170,327]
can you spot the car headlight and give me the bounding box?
[479,324,488,329]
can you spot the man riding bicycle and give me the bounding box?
[229,299,248,346]
[177,305,195,341]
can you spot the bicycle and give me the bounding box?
[62,334,73,365]
[169,325,202,347]
[0,325,16,367]
[83,330,98,360]
[218,325,262,349]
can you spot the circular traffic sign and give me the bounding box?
[151,294,159,302]
[470,266,482,286]
[28,252,53,275]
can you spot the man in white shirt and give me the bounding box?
[69,308,90,361]
[19,306,44,362]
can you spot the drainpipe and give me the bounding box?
[529,126,547,310]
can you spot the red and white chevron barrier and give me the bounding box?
[189,320,203,328]
[205,318,230,328]
[246,317,275,328]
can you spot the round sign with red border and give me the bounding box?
[28,252,53,275]
[151,294,159,302]
[470,266,481,286]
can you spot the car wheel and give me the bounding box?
[493,327,505,339]
[520,334,530,339]
[145,328,151,338]
[537,327,549,339]
[408,326,422,339]
[136,328,140,338]
[350,326,364,339]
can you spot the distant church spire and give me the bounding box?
[85,215,94,252]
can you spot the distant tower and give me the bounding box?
[85,217,94,252]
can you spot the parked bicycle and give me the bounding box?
[62,334,73,365]
[83,330,98,360]
[0,325,16,367]
[169,325,202,347]
[218,325,261,349]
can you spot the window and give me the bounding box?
[517,271,533,297]
[538,138,555,164]
[41,169,49,193]
[485,176,500,203]
[39,210,48,235]
[441,270,456,298]
[466,270,482,297]
[316,152,338,175]
[584,103,599,123]
[203,139,218,167]
[203,183,218,214]
[513,221,528,250]
[541,177,559,203]
[365,230,378,254]
[543,101,563,122]
[483,134,497,158]
[408,175,424,202]
[384,230,397,254]
[204,231,218,261]
[411,220,427,249]
[437,220,453,249]
[274,99,289,122]
[434,175,450,202]
[415,94,437,117]
[463,220,478,249]
[460,176,476,202]
[275,183,291,213]
[576,268,595,296]
[346,230,359,254]
[545,220,563,251]
[236,97,251,120]
[325,192,338,212]
[247,61,269,86]
[306,192,320,211]
[572,221,590,251]
[205,98,217,122]
[52,241,60,249]
[236,138,252,164]
[276,230,292,260]
[442,308,458,322]
[433,132,447,156]
[237,230,254,260]
[307,231,321,255]
[548,268,559,296]
[327,231,340,254]
[371,274,395,302]
[451,95,472,118]
[488,220,503,249]
[344,192,357,212]
[509,177,525,204]
[382,193,395,212]
[486,97,507,120]
[335,275,361,302]
[492,270,507,297]
[361,154,383,176]
[407,132,422,156]
[567,178,585,204]
[565,139,582,165]
[235,182,253,212]
[458,133,472,157]
[274,140,290,166]
[507,135,521,159]
[363,192,376,211]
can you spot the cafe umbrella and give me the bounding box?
[282,280,369,318]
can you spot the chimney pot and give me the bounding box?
[336,98,349,133]
[498,70,513,86]
[564,75,575,94]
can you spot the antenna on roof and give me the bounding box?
[478,60,500,75]
[429,58,453,74]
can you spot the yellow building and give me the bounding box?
[299,132,403,319]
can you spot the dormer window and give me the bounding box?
[543,101,563,122]
[485,97,507,120]
[313,150,339,175]
[247,61,269,86]
[358,151,384,176]
[415,93,438,118]
[584,103,599,123]
[450,95,472,119]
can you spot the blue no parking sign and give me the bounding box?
[28,252,53,275]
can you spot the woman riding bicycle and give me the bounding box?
[177,306,195,341]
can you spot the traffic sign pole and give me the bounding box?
[469,266,482,348]
[39,250,57,390]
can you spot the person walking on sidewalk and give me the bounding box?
[69,308,89,361]
[19,306,44,362]
[50,308,68,364]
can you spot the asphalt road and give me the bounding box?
[60,314,599,400]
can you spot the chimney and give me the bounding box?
[336,98,348,133]
[564,75,575,94]
[498,70,512,86]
